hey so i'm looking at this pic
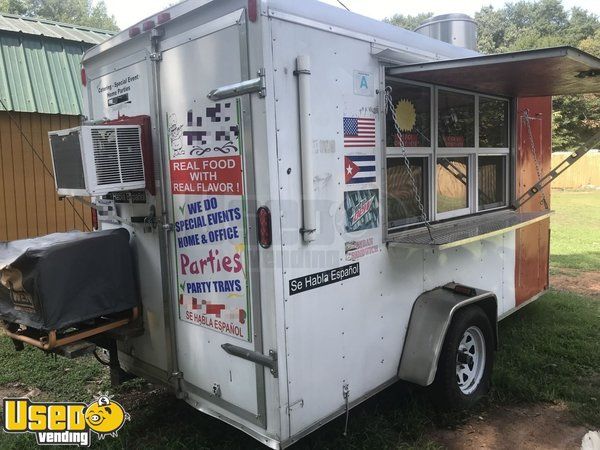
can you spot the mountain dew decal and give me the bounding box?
[344,189,380,233]
[168,100,251,341]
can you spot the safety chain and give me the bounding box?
[384,87,434,242]
[522,110,549,210]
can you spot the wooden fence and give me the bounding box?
[551,150,600,189]
[0,111,92,242]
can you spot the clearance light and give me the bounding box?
[143,20,155,31]
[257,206,272,249]
[157,12,171,24]
[81,67,87,87]
[129,26,141,37]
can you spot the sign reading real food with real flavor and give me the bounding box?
[168,100,251,341]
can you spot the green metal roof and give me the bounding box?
[0,14,115,115]
[0,14,114,45]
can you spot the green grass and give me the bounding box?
[493,291,600,426]
[550,190,600,272]
[0,190,598,449]
[0,340,110,402]
[2,292,597,450]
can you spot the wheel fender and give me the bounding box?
[398,283,498,387]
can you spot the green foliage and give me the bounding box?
[475,1,600,151]
[552,94,600,151]
[476,0,578,53]
[386,1,600,151]
[579,29,600,57]
[0,0,119,31]
[384,12,433,31]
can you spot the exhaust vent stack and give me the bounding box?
[415,14,478,51]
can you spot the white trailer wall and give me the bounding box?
[268,15,517,437]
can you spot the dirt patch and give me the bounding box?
[551,270,600,297]
[116,382,169,412]
[431,403,589,450]
[0,382,45,400]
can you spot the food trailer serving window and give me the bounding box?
[383,46,600,248]
[386,80,510,230]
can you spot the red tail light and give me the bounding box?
[257,206,272,248]
[91,207,98,231]
[81,67,87,87]
[248,0,258,22]
[129,26,141,37]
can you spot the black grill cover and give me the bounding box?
[0,228,138,331]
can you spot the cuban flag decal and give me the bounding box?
[345,155,376,184]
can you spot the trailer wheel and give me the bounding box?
[433,305,494,409]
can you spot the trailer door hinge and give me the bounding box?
[150,52,162,62]
[342,383,350,436]
[286,399,304,414]
[257,68,266,98]
[221,344,278,378]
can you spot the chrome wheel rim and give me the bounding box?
[456,326,486,395]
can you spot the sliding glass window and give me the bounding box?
[385,77,510,233]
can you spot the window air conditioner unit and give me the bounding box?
[49,125,146,197]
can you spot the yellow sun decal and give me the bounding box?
[395,99,417,132]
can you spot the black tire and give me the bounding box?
[432,305,494,409]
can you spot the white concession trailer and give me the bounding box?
[2,0,600,447]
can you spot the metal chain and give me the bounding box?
[522,110,549,210]
[384,87,434,242]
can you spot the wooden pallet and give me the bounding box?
[1,307,140,351]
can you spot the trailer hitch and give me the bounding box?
[221,343,278,378]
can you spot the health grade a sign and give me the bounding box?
[168,100,251,341]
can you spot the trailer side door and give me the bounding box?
[159,11,266,427]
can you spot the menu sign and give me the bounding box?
[168,100,251,341]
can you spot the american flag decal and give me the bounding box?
[344,117,376,148]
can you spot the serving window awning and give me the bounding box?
[387,46,600,97]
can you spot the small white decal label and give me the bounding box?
[353,70,374,97]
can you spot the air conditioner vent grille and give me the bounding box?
[91,126,144,186]
[49,124,146,196]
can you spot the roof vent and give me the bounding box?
[415,14,478,51]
